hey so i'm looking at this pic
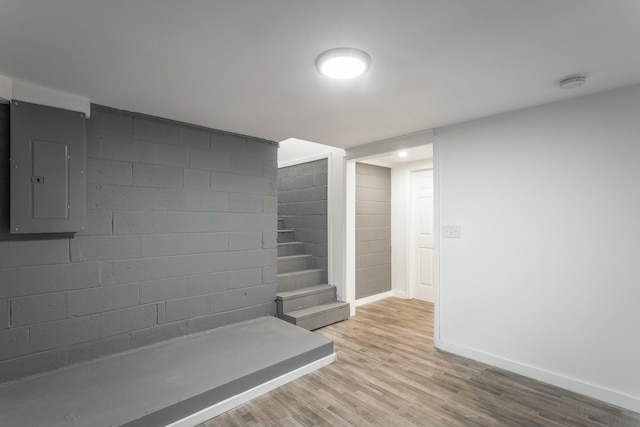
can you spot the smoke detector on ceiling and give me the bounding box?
[559,75,586,90]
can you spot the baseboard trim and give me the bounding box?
[392,290,410,299]
[166,353,337,427]
[435,339,640,413]
[355,291,393,307]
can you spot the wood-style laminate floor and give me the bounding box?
[199,298,640,427]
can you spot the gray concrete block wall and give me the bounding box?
[0,104,278,383]
[355,163,392,299]
[277,159,328,270]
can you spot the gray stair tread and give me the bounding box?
[277,229,294,233]
[276,284,333,300]
[284,301,350,321]
[277,268,324,278]
[277,242,305,257]
[278,254,312,260]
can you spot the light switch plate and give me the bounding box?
[443,225,461,238]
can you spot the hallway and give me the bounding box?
[201,298,640,426]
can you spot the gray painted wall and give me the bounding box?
[355,163,391,299]
[0,104,278,383]
[277,159,328,271]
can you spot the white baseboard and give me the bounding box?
[435,339,640,413]
[392,290,410,299]
[355,291,393,307]
[166,353,337,427]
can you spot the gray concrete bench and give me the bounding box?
[0,316,335,427]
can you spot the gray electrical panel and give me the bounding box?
[10,100,86,234]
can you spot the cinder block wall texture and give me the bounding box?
[277,159,328,270]
[0,104,278,383]
[356,163,391,299]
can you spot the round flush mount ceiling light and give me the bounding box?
[316,48,371,79]
[559,75,586,90]
[398,151,408,158]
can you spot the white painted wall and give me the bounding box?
[278,138,347,302]
[436,84,640,412]
[391,159,433,299]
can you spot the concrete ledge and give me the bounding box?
[0,317,334,427]
[167,354,335,427]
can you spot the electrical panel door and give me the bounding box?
[10,100,86,234]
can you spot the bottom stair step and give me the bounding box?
[283,301,350,331]
[276,284,336,317]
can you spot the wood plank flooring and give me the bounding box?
[200,298,640,427]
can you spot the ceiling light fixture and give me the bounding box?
[316,48,371,79]
[559,75,586,90]
[398,151,408,158]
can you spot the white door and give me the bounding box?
[410,170,434,302]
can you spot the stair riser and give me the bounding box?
[278,218,285,230]
[285,305,350,331]
[277,231,294,243]
[278,256,312,274]
[277,243,304,257]
[277,270,326,292]
[277,288,336,317]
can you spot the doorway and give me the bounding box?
[344,142,435,312]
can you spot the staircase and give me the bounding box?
[276,218,349,330]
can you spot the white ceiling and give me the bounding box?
[1,1,639,149]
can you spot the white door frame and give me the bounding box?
[345,160,357,316]
[433,139,441,343]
